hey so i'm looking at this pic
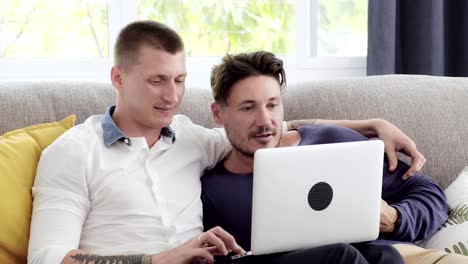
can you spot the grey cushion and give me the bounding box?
[1,75,467,188]
[0,81,116,131]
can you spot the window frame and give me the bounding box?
[0,0,366,84]
[295,0,366,69]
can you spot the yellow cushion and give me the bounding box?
[0,115,76,264]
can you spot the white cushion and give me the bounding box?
[421,167,468,256]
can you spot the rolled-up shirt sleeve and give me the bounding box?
[28,133,91,264]
[380,159,449,242]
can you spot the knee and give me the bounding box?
[377,245,404,264]
[357,243,404,264]
[330,243,365,261]
[333,243,358,252]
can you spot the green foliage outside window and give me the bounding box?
[0,0,107,58]
[138,0,296,56]
[0,0,367,58]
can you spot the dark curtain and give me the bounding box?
[367,0,468,76]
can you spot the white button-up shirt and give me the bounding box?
[28,107,230,264]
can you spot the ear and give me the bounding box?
[110,66,124,93]
[211,102,224,125]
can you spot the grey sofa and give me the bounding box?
[1,75,467,189]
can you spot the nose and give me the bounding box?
[162,81,179,104]
[255,107,272,127]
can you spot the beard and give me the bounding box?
[230,125,282,157]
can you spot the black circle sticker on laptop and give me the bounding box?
[308,182,333,211]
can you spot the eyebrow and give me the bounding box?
[149,73,187,79]
[237,100,256,106]
[237,96,280,106]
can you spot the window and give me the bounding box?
[296,0,367,69]
[318,0,367,56]
[1,0,108,58]
[0,0,367,84]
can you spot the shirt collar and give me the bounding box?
[161,126,176,143]
[101,106,176,147]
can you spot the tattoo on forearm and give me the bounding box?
[71,254,152,264]
[287,119,317,130]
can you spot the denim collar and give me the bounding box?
[101,106,176,147]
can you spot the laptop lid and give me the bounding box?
[251,140,384,255]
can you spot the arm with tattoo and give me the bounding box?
[63,250,152,264]
[62,227,243,264]
[287,118,378,136]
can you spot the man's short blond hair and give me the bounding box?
[114,20,184,70]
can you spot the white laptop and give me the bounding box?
[249,140,384,255]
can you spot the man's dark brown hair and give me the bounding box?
[114,20,184,70]
[210,51,286,104]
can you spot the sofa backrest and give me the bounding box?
[281,75,468,189]
[1,75,467,188]
[0,81,116,133]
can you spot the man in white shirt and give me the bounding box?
[28,20,426,264]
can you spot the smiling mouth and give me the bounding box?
[252,133,275,143]
[154,106,174,113]
[255,133,273,138]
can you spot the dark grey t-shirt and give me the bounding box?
[201,125,448,250]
